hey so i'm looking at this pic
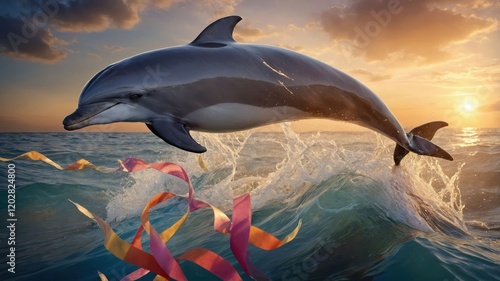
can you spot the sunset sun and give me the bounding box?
[460,98,478,114]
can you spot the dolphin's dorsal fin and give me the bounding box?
[190,15,242,46]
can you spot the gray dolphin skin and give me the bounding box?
[63,15,453,165]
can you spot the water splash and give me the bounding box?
[105,123,467,236]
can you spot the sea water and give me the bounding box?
[0,124,498,280]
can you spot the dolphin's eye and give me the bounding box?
[129,93,144,101]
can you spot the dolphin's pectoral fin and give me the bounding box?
[394,121,453,165]
[146,119,207,153]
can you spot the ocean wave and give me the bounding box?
[105,123,467,236]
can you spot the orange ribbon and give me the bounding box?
[2,152,302,280]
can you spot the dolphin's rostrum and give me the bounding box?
[63,16,453,165]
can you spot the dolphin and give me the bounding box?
[63,15,453,165]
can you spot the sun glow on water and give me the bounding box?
[459,127,479,148]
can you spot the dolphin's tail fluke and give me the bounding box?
[394,121,453,165]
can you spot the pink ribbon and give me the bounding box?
[1,152,301,280]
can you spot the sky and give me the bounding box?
[0,0,498,132]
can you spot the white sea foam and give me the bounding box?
[104,123,466,235]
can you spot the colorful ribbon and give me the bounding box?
[0,151,116,172]
[2,151,302,280]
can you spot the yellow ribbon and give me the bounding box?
[2,152,302,280]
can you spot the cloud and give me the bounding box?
[50,0,142,32]
[148,0,184,9]
[349,68,392,82]
[413,64,500,88]
[0,0,243,63]
[478,100,500,112]
[0,15,68,63]
[46,0,183,32]
[86,52,102,60]
[320,0,497,64]
[234,25,266,42]
[0,0,185,63]
[435,0,500,11]
[277,44,305,52]
[198,0,242,19]
[103,44,125,53]
[234,23,277,42]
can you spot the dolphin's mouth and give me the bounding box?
[63,102,119,130]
